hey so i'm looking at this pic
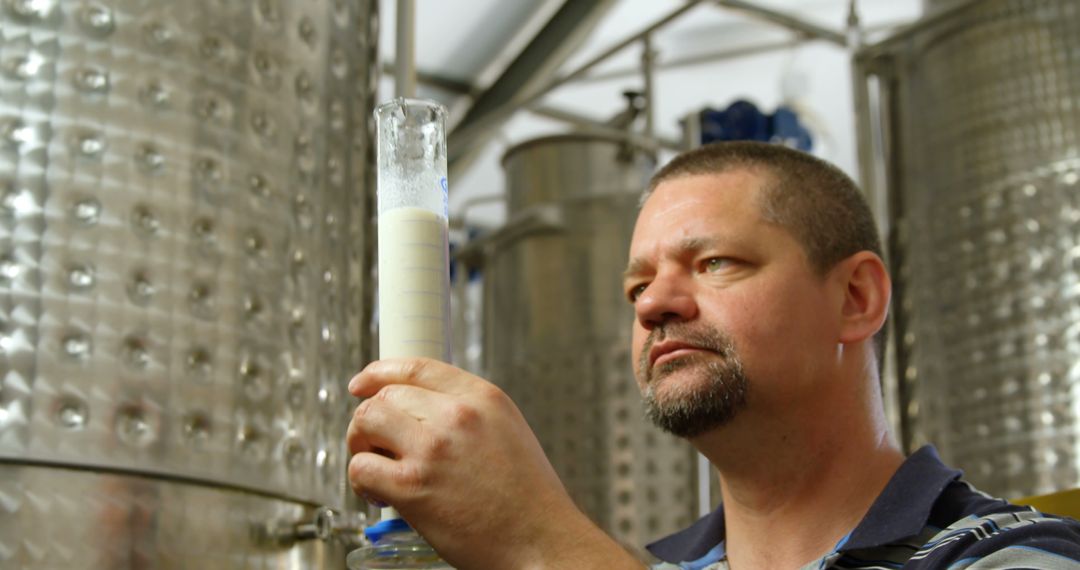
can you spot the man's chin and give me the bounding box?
[647,364,715,401]
[642,352,749,438]
[649,353,719,385]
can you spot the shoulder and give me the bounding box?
[906,504,1080,569]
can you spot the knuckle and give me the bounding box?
[477,381,511,407]
[352,398,386,429]
[375,385,401,403]
[346,419,370,454]
[401,358,427,379]
[421,430,454,461]
[446,401,481,430]
[395,461,429,496]
[346,426,361,453]
[353,398,374,421]
[347,456,371,492]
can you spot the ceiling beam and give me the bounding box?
[446,0,617,180]
[381,62,477,96]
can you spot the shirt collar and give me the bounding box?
[841,445,961,550]
[645,445,961,564]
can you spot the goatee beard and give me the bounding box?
[639,323,748,438]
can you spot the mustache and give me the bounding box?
[638,322,736,383]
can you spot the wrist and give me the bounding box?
[513,507,645,570]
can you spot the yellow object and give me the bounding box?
[1014,488,1080,519]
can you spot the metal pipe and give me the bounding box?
[395,0,416,98]
[451,0,704,151]
[529,105,682,151]
[559,20,908,85]
[447,0,617,179]
[713,0,847,46]
[410,40,804,91]
[642,34,656,138]
[852,54,906,444]
[571,39,804,83]
[852,59,885,240]
[545,1,702,95]
[846,0,863,49]
[682,110,702,151]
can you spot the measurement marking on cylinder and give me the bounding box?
[401,241,440,249]
[402,290,442,297]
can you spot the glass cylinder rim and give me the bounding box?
[374,97,448,119]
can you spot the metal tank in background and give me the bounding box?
[856,0,1080,499]
[0,0,378,567]
[472,135,699,550]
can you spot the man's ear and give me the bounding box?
[835,251,891,345]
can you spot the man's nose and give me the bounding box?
[634,274,698,329]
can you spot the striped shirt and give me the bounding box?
[646,446,1080,569]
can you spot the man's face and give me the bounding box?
[624,171,839,438]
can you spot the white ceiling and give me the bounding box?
[377,0,924,228]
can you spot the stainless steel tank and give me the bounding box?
[858,0,1080,498]
[0,0,378,566]
[479,135,698,550]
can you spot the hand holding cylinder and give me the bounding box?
[346,359,640,570]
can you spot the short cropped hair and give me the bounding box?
[644,141,887,359]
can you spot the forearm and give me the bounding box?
[513,509,647,570]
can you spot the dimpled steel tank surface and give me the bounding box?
[485,135,699,552]
[0,0,378,567]
[878,0,1080,499]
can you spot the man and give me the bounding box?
[347,142,1080,569]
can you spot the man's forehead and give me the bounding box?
[624,171,794,271]
[636,172,766,231]
[645,171,766,214]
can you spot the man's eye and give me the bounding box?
[703,257,732,272]
[628,284,647,302]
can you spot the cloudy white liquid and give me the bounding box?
[377,206,450,361]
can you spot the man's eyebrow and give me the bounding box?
[675,236,721,255]
[622,236,725,280]
[622,258,649,280]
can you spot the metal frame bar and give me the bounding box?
[853,41,908,447]
[394,0,416,98]
[570,39,804,84]
[713,0,847,46]
[445,0,866,167]
[541,1,703,97]
[447,0,618,174]
[642,34,656,138]
[438,0,923,185]
[374,65,681,151]
[449,0,704,164]
[529,106,682,151]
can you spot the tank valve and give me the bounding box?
[260,507,367,548]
